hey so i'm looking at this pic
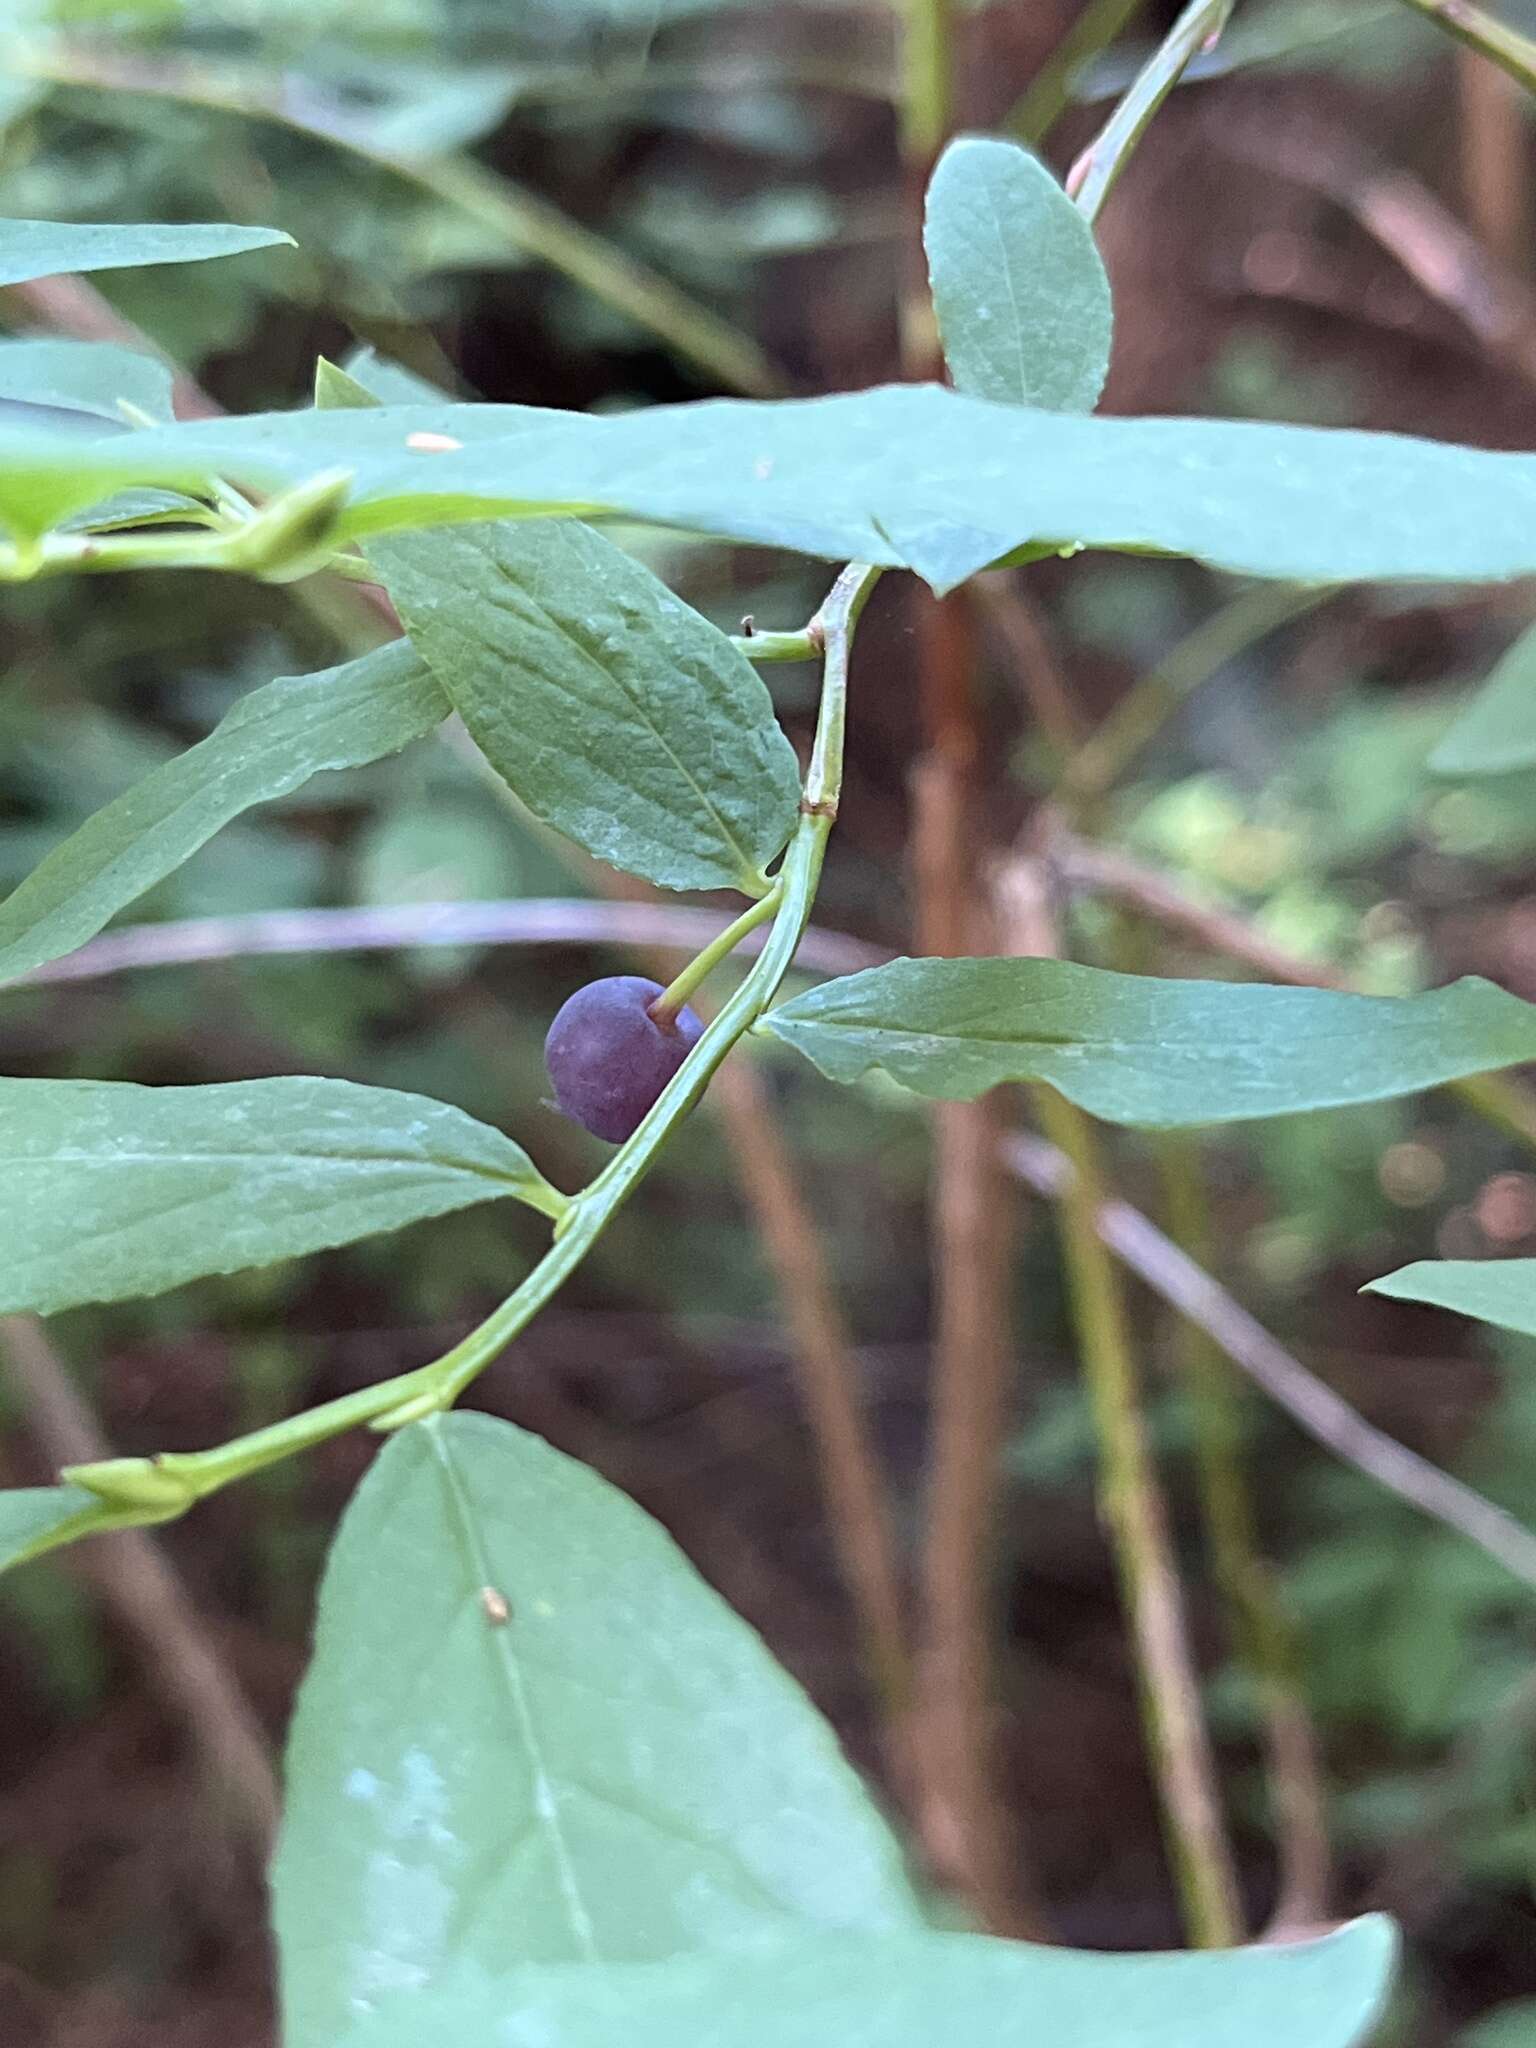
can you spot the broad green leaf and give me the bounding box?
[0,643,447,986]
[924,137,1112,412]
[1365,1259,1536,1337]
[0,1485,110,1573]
[29,384,1536,592]
[0,340,173,424]
[336,1920,1397,2048]
[1431,623,1536,776]
[0,1077,564,1316]
[368,522,802,893]
[0,217,293,287]
[763,960,1536,1127]
[272,1413,923,2047]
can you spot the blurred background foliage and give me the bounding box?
[3,1,1536,2043]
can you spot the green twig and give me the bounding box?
[62,568,881,1533]
[1390,0,1536,95]
[1032,1084,1244,1948]
[1156,1135,1332,1928]
[15,43,783,398]
[898,0,958,161]
[1059,583,1329,813]
[1068,0,1236,222]
[730,625,821,664]
[1006,0,1147,147]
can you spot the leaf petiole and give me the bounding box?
[648,887,782,1026]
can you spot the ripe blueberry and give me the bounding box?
[544,975,704,1142]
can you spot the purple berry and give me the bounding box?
[544,975,704,1143]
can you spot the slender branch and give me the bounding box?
[13,898,887,989]
[1059,585,1330,812]
[15,43,784,398]
[1390,0,1536,96]
[1003,857,1242,1948]
[1067,0,1236,222]
[707,1051,913,1719]
[0,1316,279,1855]
[1003,1130,1536,1588]
[973,572,1089,756]
[1006,0,1147,147]
[1155,1136,1331,1931]
[1222,114,1536,390]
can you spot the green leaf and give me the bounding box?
[272,1413,923,2047]
[924,136,1112,412]
[0,1076,565,1315]
[0,339,174,424]
[313,357,382,412]
[1431,623,1536,777]
[1365,1259,1536,1337]
[38,384,1536,593]
[368,522,802,894]
[335,1921,1397,2048]
[0,217,294,287]
[763,960,1536,1127]
[0,642,447,986]
[0,1485,111,1573]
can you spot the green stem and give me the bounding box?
[649,889,781,1025]
[63,568,880,1517]
[1155,1133,1330,1923]
[1006,0,1147,147]
[1032,1083,1244,1948]
[1068,0,1236,223]
[899,0,958,160]
[729,627,821,664]
[1391,0,1536,94]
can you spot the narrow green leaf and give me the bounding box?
[36,384,1536,593]
[0,643,447,986]
[763,960,1536,1127]
[368,522,802,894]
[336,1920,1397,2048]
[0,339,174,424]
[0,1485,111,1573]
[0,217,293,287]
[0,1077,564,1316]
[1366,1259,1536,1337]
[272,1413,923,2047]
[924,136,1112,412]
[1431,622,1536,776]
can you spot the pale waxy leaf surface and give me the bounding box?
[1366,1259,1536,1337]
[0,217,293,286]
[272,1414,923,2048]
[1432,622,1536,776]
[924,136,1112,412]
[0,1486,112,1574]
[0,1077,563,1315]
[20,384,1536,591]
[369,521,801,893]
[0,642,447,985]
[763,960,1536,1127]
[0,339,174,424]
[16,388,1536,588]
[335,1920,1397,2048]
